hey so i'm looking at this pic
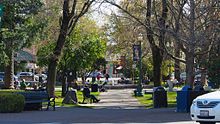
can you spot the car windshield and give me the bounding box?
[19,72,32,76]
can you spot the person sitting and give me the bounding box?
[100,79,108,92]
[20,79,27,90]
[82,85,100,103]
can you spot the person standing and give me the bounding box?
[105,73,109,82]
[97,74,101,81]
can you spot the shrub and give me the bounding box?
[0,93,25,113]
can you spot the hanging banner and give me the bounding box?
[133,45,141,61]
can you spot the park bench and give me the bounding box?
[144,90,153,100]
[17,91,55,111]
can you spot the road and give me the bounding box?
[0,107,196,124]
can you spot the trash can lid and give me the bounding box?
[153,86,165,91]
[194,85,204,91]
[181,85,192,91]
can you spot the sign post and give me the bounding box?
[133,43,143,96]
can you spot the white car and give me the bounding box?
[16,72,39,81]
[35,74,47,81]
[191,91,220,124]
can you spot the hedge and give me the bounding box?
[0,93,25,113]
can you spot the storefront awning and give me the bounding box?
[15,50,36,63]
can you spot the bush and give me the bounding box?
[0,93,25,113]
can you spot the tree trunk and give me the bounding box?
[47,2,69,97]
[185,0,196,88]
[152,46,163,87]
[61,74,67,97]
[200,70,206,86]
[146,0,162,87]
[174,43,181,81]
[185,52,195,88]
[4,43,14,89]
[47,26,68,97]
[47,60,57,97]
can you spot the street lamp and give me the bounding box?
[135,33,143,96]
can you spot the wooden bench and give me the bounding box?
[17,91,55,111]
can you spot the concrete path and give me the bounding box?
[80,89,145,109]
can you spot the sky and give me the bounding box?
[90,1,120,26]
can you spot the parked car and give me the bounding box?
[35,74,47,82]
[191,91,220,124]
[16,72,39,81]
[85,71,104,78]
[0,72,4,81]
[0,72,18,82]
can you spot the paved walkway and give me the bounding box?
[95,89,146,109]
[80,89,145,109]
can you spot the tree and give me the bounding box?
[38,16,106,96]
[47,0,95,97]
[0,0,44,88]
[166,0,219,87]
[106,0,219,87]
[208,40,220,88]
[104,0,168,86]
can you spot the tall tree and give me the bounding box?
[38,17,106,96]
[47,0,95,97]
[167,0,219,87]
[0,0,44,88]
[105,0,168,86]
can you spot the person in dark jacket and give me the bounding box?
[82,85,100,103]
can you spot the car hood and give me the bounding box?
[196,91,220,100]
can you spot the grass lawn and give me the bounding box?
[135,91,177,108]
[0,89,100,108]
[55,90,100,107]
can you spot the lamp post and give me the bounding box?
[135,33,143,96]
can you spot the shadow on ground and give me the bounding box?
[0,107,192,124]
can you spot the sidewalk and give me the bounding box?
[79,89,145,109]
